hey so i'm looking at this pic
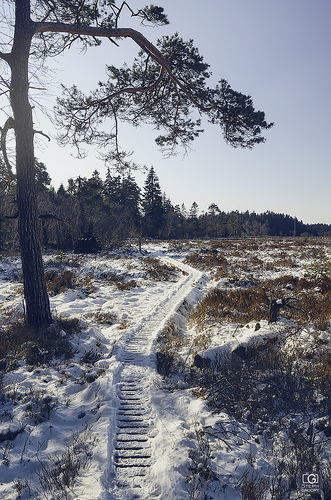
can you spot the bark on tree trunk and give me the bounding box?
[9,0,52,328]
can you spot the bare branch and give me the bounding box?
[33,23,171,71]
[112,1,139,28]
[0,116,15,181]
[34,129,51,142]
[111,2,169,28]
[0,51,11,64]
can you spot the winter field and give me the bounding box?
[0,238,331,500]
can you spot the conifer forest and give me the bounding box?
[1,162,330,253]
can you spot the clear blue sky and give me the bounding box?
[33,0,331,224]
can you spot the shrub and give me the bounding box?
[74,236,101,254]
[189,287,269,329]
[36,427,95,498]
[86,310,118,325]
[186,423,219,498]
[106,272,137,290]
[308,254,331,279]
[0,320,76,369]
[189,273,331,330]
[45,270,76,295]
[25,391,58,424]
[196,338,331,424]
[156,351,175,378]
[143,257,178,281]
[236,468,269,500]
[156,319,187,377]
[184,251,228,279]
[55,316,81,334]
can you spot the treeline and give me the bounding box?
[1,162,331,252]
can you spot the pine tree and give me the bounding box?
[103,170,141,240]
[142,167,164,237]
[189,201,199,220]
[0,1,272,327]
[121,174,141,229]
[57,183,66,196]
[104,169,122,207]
[188,201,199,237]
[35,161,52,192]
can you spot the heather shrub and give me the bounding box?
[45,270,76,295]
[184,251,228,279]
[143,257,178,281]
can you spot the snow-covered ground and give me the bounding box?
[0,239,330,499]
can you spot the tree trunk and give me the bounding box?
[9,0,52,327]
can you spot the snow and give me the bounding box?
[0,240,330,499]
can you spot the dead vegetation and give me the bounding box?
[142,256,179,281]
[189,272,331,331]
[156,319,187,377]
[1,238,331,499]
[157,238,331,499]
[104,271,138,290]
[184,251,228,279]
[45,270,76,295]
[0,317,79,369]
[200,339,331,423]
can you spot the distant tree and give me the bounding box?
[187,201,199,237]
[35,160,52,192]
[57,183,66,196]
[203,203,223,238]
[162,199,185,239]
[228,210,242,237]
[261,219,270,237]
[208,203,221,216]
[189,201,199,220]
[103,170,141,240]
[80,171,104,208]
[68,173,105,241]
[142,167,164,237]
[0,1,273,327]
[120,174,141,229]
[181,204,188,218]
[104,169,122,208]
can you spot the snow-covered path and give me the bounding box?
[90,258,207,500]
[4,242,329,500]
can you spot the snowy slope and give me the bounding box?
[0,246,211,500]
[1,240,331,500]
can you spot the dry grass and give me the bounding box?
[85,310,118,325]
[45,269,98,296]
[194,337,331,426]
[45,270,76,295]
[143,257,179,281]
[189,287,269,330]
[236,468,269,500]
[36,427,96,498]
[189,272,331,331]
[184,251,228,279]
[156,319,187,377]
[105,271,138,290]
[0,320,77,368]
